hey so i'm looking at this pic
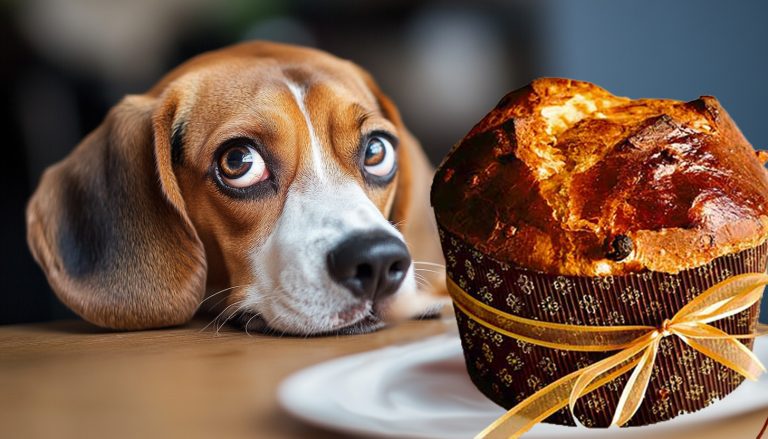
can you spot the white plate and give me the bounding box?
[278,332,768,439]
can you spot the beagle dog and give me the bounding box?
[26,41,446,335]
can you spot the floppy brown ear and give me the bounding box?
[365,79,447,296]
[26,95,207,329]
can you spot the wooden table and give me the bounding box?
[1,318,766,439]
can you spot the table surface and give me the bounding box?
[1,318,767,439]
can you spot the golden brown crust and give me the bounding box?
[432,78,768,275]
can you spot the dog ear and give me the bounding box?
[26,95,207,329]
[362,75,447,296]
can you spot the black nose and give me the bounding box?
[327,231,411,301]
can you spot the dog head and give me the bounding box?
[26,41,444,335]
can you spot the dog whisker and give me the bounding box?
[414,267,443,275]
[389,219,407,228]
[208,295,234,314]
[235,284,297,337]
[214,304,240,335]
[196,284,255,311]
[219,301,254,335]
[201,300,243,334]
[413,271,432,284]
[197,284,265,335]
[231,281,277,326]
[243,313,260,337]
[413,276,429,290]
[216,301,245,334]
[266,312,290,338]
[412,260,446,269]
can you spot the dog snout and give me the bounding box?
[327,231,411,301]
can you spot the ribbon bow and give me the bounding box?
[447,272,768,439]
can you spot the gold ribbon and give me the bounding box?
[447,272,768,439]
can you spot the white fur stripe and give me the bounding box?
[286,81,327,181]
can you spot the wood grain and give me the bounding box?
[0,318,765,439]
[0,318,450,439]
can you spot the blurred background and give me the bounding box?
[2,0,767,325]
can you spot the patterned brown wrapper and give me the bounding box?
[438,225,767,428]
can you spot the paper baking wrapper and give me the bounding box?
[438,226,767,427]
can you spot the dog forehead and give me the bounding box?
[163,60,378,135]
[150,41,374,100]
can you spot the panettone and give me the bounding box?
[432,78,768,276]
[431,78,768,429]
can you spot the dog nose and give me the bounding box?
[327,232,411,300]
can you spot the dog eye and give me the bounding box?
[218,144,269,188]
[363,135,396,177]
